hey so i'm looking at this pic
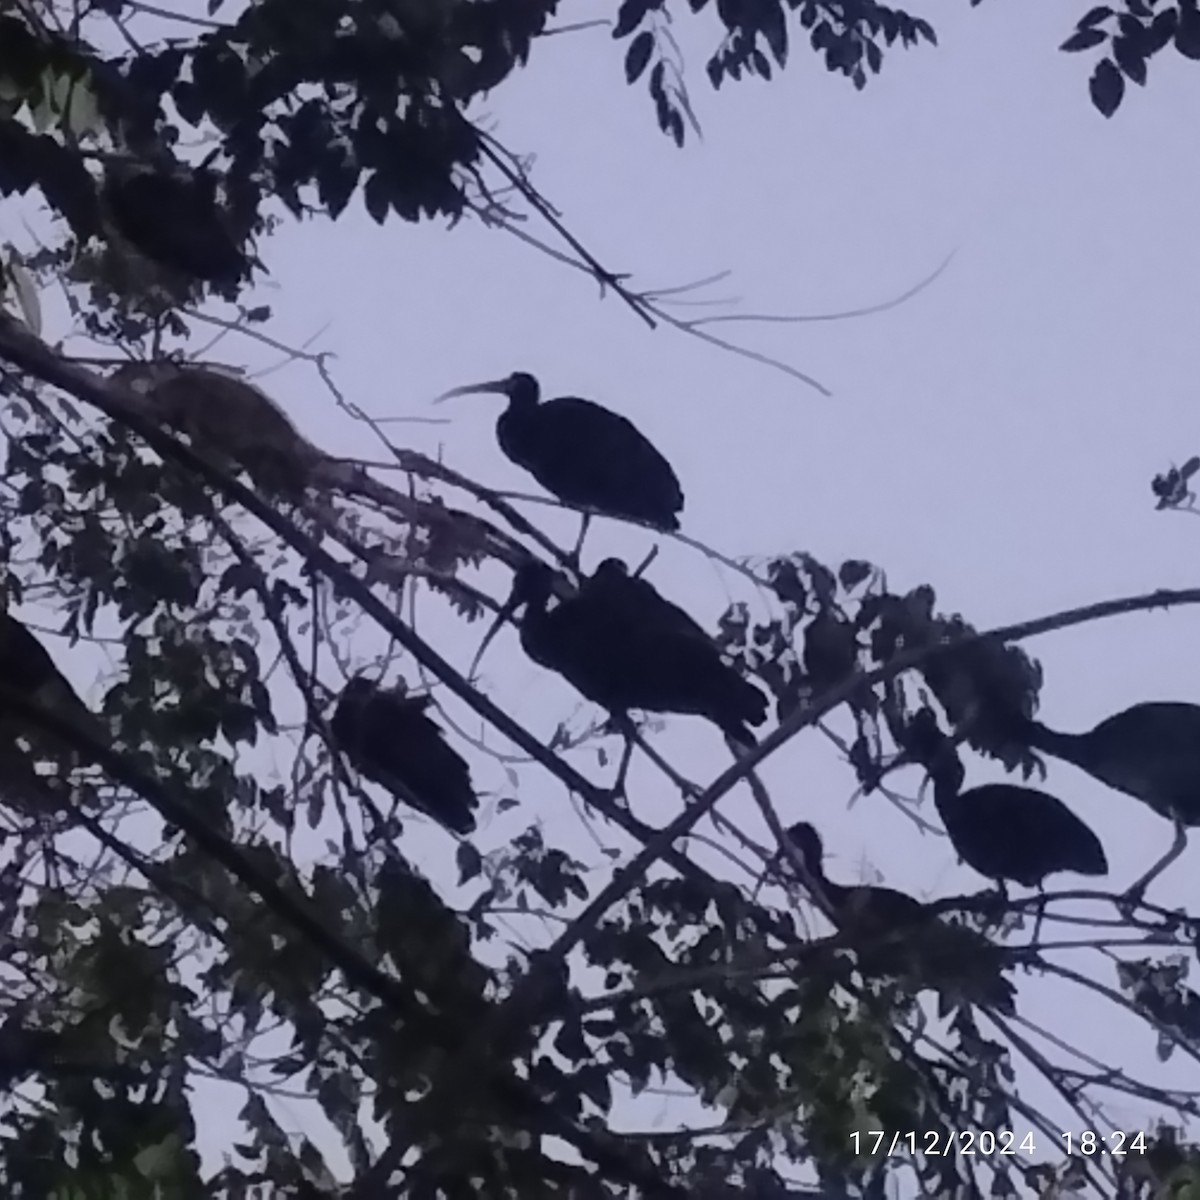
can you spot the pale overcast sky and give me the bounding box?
[32,2,1200,1195]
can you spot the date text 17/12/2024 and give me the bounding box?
[850,1131,1150,1157]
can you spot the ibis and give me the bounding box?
[483,561,767,748]
[1009,701,1200,899]
[331,676,479,835]
[781,820,1015,1010]
[435,372,684,558]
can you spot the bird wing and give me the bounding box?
[541,399,684,508]
[347,693,477,833]
[840,884,929,934]
[628,630,766,729]
[622,577,712,644]
[1023,787,1107,870]
[1093,703,1200,773]
[393,702,474,789]
[0,616,96,739]
[969,784,1106,877]
[582,571,713,647]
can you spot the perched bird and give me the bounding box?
[488,562,767,747]
[435,372,684,558]
[0,614,103,812]
[782,820,928,934]
[582,558,714,646]
[914,722,1108,891]
[112,361,321,497]
[780,821,1015,1010]
[1005,702,1200,896]
[330,676,478,835]
[0,614,95,737]
[102,161,249,285]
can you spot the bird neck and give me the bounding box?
[507,392,538,416]
[1026,721,1091,765]
[520,597,550,632]
[929,764,966,820]
[802,861,848,909]
[819,876,852,911]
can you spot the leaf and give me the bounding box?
[363,171,390,224]
[1088,57,1125,115]
[1077,5,1113,30]
[134,1133,183,1180]
[1176,7,1200,59]
[625,31,654,83]
[318,158,360,220]
[217,562,257,598]
[1112,36,1147,84]
[838,560,873,590]
[613,0,649,39]
[1146,9,1178,53]
[1060,27,1107,52]
[456,840,483,884]
[759,0,788,67]
[3,252,40,336]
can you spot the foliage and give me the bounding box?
[1058,1,1199,118]
[0,3,1193,1200]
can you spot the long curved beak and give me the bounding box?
[467,579,524,679]
[433,379,510,405]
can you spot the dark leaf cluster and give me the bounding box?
[717,550,1045,788]
[612,0,936,144]
[1061,2,1192,116]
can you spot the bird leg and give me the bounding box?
[1030,884,1047,947]
[609,734,638,801]
[1123,817,1188,908]
[568,513,592,567]
[976,883,1009,931]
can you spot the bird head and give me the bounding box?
[783,821,824,873]
[752,819,828,898]
[509,560,559,605]
[433,372,538,406]
[339,674,378,707]
[591,558,630,581]
[469,561,560,679]
[895,708,955,770]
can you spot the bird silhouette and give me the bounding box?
[583,558,717,646]
[780,820,1015,1011]
[906,710,1107,891]
[435,372,683,558]
[1004,701,1200,897]
[0,613,104,814]
[331,676,478,835]
[782,820,928,934]
[488,562,767,747]
[103,162,249,285]
[113,362,320,497]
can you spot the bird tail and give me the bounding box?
[722,721,758,750]
[708,671,767,745]
[737,676,769,727]
[919,924,1017,1015]
[442,795,478,837]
